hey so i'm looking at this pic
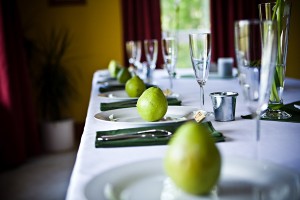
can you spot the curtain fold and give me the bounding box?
[0,0,40,168]
[121,0,163,68]
[210,0,262,64]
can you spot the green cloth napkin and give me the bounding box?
[99,83,155,93]
[241,101,300,123]
[95,121,225,148]
[100,97,182,111]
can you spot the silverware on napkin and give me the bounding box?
[98,129,172,141]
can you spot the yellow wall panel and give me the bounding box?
[17,0,124,123]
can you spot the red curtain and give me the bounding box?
[210,0,262,64]
[0,0,40,168]
[121,0,164,68]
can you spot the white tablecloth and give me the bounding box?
[66,69,300,200]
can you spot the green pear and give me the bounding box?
[108,60,121,78]
[164,121,221,195]
[136,87,168,121]
[116,67,131,84]
[125,75,146,97]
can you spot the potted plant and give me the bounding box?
[29,28,76,152]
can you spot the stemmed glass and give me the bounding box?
[144,39,158,69]
[189,33,211,111]
[234,20,277,141]
[126,40,142,73]
[162,36,177,89]
[144,39,158,81]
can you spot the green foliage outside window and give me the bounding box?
[160,0,210,68]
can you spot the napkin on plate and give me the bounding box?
[241,100,300,123]
[99,83,155,93]
[95,121,225,148]
[100,97,182,111]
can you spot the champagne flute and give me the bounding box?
[234,20,277,141]
[126,40,142,73]
[144,39,158,81]
[162,37,177,90]
[189,33,211,111]
[144,39,158,69]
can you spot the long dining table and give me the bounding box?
[66,68,300,200]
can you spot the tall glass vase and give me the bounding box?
[258,1,292,119]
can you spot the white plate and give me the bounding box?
[94,106,198,126]
[84,157,300,200]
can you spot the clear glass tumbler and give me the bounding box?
[258,2,292,119]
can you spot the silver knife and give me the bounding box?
[98,129,172,141]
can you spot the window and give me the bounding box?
[160,0,210,68]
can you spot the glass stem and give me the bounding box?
[255,112,260,142]
[169,75,173,90]
[199,85,204,109]
[255,112,261,160]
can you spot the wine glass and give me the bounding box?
[162,36,177,90]
[189,33,211,111]
[144,39,158,81]
[234,20,277,141]
[126,40,142,73]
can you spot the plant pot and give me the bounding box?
[41,118,75,152]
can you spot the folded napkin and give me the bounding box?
[95,121,225,148]
[241,101,300,123]
[99,83,155,93]
[100,97,182,111]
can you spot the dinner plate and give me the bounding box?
[94,106,198,126]
[84,157,300,200]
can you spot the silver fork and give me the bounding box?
[98,129,172,141]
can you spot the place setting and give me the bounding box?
[95,84,225,147]
[96,72,182,109]
[95,82,225,148]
